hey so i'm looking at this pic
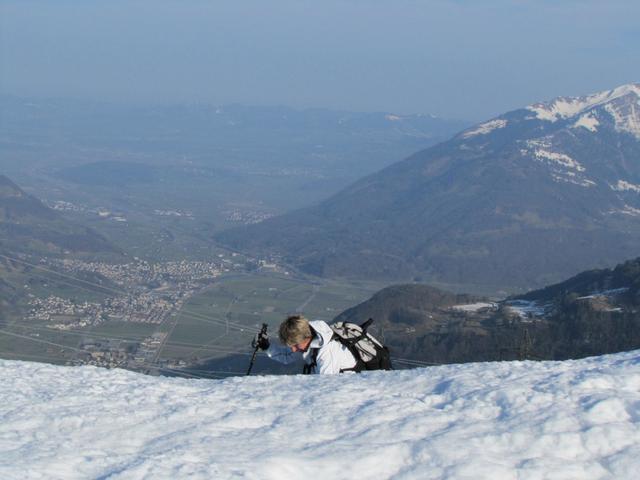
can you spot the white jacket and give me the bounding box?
[266,320,357,374]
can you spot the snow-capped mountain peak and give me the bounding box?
[526,83,640,138]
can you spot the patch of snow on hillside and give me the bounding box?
[578,287,629,301]
[551,174,597,188]
[462,119,507,138]
[533,148,585,172]
[522,140,595,187]
[2,352,640,479]
[611,180,640,193]
[451,302,497,312]
[603,287,629,295]
[504,299,548,319]
[385,114,403,121]
[527,83,640,122]
[573,112,600,132]
[619,204,640,216]
[605,100,640,139]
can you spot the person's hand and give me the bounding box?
[252,331,270,350]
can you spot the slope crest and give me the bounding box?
[1,351,639,478]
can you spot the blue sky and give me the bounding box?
[1,0,638,120]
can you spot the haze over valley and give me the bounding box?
[2,0,640,380]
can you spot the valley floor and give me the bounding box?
[1,351,639,479]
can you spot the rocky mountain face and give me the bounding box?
[0,175,118,255]
[217,84,640,292]
[333,257,640,365]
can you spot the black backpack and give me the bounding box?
[304,318,392,373]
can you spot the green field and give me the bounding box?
[87,321,157,339]
[1,265,387,373]
[0,322,84,365]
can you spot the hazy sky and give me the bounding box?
[1,0,638,120]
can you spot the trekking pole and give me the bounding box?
[246,323,268,376]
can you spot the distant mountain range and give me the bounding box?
[333,257,640,365]
[0,175,118,255]
[217,84,640,292]
[0,96,469,181]
[1,97,470,235]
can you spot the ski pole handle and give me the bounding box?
[246,323,268,376]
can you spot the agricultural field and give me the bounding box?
[0,322,83,365]
[1,262,387,377]
[158,273,386,369]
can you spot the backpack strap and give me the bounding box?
[332,334,367,373]
[335,319,390,372]
[303,331,353,374]
[302,346,319,374]
[302,327,321,374]
[303,324,376,374]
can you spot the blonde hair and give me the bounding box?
[279,315,312,346]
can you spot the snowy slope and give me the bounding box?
[2,352,640,480]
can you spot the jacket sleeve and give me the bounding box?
[266,344,302,365]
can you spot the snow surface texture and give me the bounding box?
[2,353,640,480]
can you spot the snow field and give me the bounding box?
[1,350,640,479]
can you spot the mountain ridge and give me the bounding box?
[217,83,640,292]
